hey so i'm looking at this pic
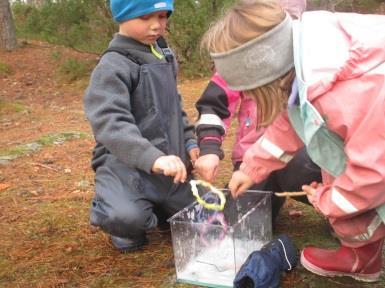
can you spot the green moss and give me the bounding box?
[37,131,87,146]
[0,100,27,115]
[0,132,88,160]
[0,62,12,76]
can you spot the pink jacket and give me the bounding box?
[241,11,385,220]
[214,74,264,164]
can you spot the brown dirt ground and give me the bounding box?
[1,40,384,288]
[0,41,223,288]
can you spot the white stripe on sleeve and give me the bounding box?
[196,114,225,129]
[258,136,293,163]
[331,187,358,214]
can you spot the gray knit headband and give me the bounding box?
[211,13,294,91]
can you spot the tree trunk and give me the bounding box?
[0,0,17,51]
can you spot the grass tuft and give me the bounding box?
[0,62,12,76]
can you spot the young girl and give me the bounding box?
[194,0,321,221]
[194,0,307,181]
[202,0,385,282]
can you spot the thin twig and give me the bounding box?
[275,191,308,197]
[28,162,61,173]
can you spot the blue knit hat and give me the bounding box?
[110,0,174,23]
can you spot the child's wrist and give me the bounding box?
[185,139,198,152]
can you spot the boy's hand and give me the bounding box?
[188,147,200,165]
[152,155,187,183]
[194,154,220,183]
[228,170,254,198]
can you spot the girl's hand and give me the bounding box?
[228,170,255,198]
[152,155,187,183]
[194,154,220,183]
[302,181,322,213]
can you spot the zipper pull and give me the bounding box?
[245,116,251,127]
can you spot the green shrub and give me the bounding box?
[12,0,383,78]
[57,58,95,82]
[12,0,237,78]
[51,51,61,61]
[12,0,115,53]
[168,0,236,77]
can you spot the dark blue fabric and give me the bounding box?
[233,234,297,288]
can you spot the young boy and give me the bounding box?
[83,0,198,252]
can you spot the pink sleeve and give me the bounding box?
[211,73,240,132]
[279,0,306,19]
[240,111,304,183]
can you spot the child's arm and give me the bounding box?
[195,73,240,159]
[229,111,303,196]
[181,108,198,156]
[194,73,241,182]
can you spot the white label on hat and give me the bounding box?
[154,2,167,8]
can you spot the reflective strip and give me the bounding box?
[196,114,225,129]
[347,215,383,242]
[331,187,358,214]
[258,136,293,163]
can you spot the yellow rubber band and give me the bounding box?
[190,180,226,211]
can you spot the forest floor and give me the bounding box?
[0,41,384,288]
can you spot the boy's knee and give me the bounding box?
[91,201,157,237]
[115,206,156,230]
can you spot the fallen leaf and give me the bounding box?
[30,190,39,196]
[0,183,11,191]
[288,210,303,217]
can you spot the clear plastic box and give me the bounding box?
[168,190,272,288]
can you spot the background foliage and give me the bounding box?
[12,0,115,53]
[10,0,385,77]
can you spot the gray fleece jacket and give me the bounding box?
[84,34,196,174]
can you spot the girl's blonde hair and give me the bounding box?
[202,0,293,127]
[245,70,295,127]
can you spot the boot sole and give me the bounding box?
[300,251,380,282]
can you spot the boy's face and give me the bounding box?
[119,11,168,45]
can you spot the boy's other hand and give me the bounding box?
[194,154,220,183]
[152,155,187,183]
[188,147,200,165]
[228,170,254,198]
